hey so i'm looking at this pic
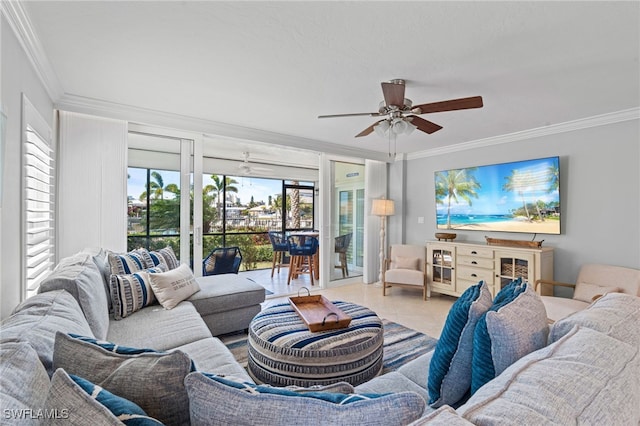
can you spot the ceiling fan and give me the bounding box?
[318,79,483,138]
[238,152,273,175]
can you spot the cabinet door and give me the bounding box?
[494,251,534,291]
[428,245,456,293]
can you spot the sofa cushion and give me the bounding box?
[149,264,200,310]
[189,274,265,316]
[384,269,425,286]
[106,301,211,351]
[409,406,475,425]
[0,290,94,374]
[149,246,180,270]
[355,371,430,406]
[428,281,492,407]
[38,252,110,340]
[87,248,115,313]
[539,295,588,323]
[471,280,548,394]
[0,342,51,421]
[573,282,620,303]
[185,371,426,426]
[109,267,164,320]
[46,369,163,426]
[549,292,640,346]
[53,332,193,425]
[171,337,254,383]
[458,326,640,425]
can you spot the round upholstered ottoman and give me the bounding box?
[247,301,383,387]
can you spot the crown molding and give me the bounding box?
[56,93,392,162]
[407,107,640,160]
[1,0,63,101]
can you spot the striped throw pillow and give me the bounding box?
[109,267,164,320]
[149,246,180,270]
[107,250,148,275]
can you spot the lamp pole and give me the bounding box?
[371,199,395,285]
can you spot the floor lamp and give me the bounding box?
[371,198,395,284]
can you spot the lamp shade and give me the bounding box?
[371,199,395,216]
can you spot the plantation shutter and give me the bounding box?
[23,96,55,298]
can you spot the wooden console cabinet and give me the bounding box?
[426,241,554,297]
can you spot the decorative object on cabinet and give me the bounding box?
[485,236,543,248]
[435,233,457,241]
[383,244,428,300]
[427,241,553,298]
[372,199,395,284]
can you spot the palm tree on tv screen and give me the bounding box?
[435,169,480,229]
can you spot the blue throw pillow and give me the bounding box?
[471,279,548,394]
[428,281,493,407]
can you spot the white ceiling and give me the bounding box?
[18,1,640,159]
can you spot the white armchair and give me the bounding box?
[383,244,429,300]
[535,263,640,322]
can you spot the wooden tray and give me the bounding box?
[289,291,352,332]
[485,236,544,248]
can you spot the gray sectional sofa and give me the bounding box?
[1,248,639,425]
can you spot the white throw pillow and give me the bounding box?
[393,256,420,270]
[148,264,200,310]
[573,282,620,303]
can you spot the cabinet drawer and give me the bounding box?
[457,256,494,269]
[457,246,493,259]
[457,265,494,283]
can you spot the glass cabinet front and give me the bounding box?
[496,253,533,290]
[431,247,455,288]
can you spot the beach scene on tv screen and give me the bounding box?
[435,157,560,234]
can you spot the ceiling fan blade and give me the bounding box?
[355,120,384,137]
[381,81,406,107]
[408,116,443,134]
[413,96,483,114]
[318,112,381,119]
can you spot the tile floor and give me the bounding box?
[241,268,456,339]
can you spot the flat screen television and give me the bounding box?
[435,156,560,235]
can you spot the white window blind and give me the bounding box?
[23,98,55,298]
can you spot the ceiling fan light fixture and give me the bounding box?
[404,119,418,135]
[374,119,390,137]
[392,118,408,134]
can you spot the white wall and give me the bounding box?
[1,14,54,319]
[398,119,640,285]
[57,111,128,258]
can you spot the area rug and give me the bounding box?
[220,319,438,375]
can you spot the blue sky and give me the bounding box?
[435,157,560,215]
[128,168,283,205]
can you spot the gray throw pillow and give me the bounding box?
[471,282,549,394]
[185,371,426,426]
[45,368,163,425]
[53,332,193,425]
